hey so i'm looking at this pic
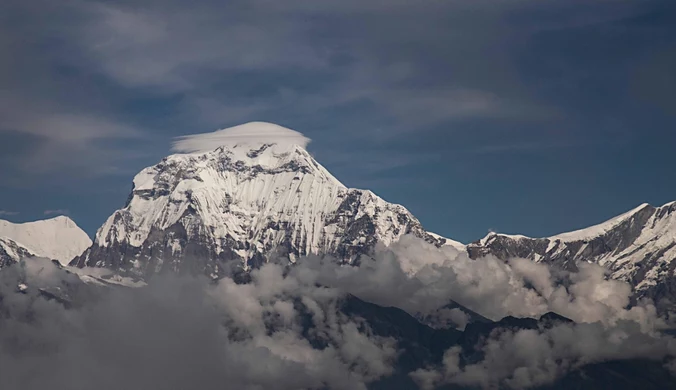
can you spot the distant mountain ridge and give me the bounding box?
[0,216,91,266]
[467,201,676,307]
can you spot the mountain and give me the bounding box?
[467,201,676,307]
[71,122,459,279]
[0,216,92,266]
[67,121,676,308]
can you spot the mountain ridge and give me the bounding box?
[60,122,676,307]
[467,200,676,307]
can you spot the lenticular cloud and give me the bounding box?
[172,122,311,153]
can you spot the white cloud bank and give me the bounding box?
[2,235,675,390]
[0,258,396,390]
[300,236,668,332]
[172,122,311,153]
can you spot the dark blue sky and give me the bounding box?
[1,0,675,243]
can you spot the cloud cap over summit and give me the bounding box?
[172,122,311,153]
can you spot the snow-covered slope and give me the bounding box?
[0,216,91,265]
[467,201,676,306]
[72,123,449,278]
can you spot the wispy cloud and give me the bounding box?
[71,0,554,131]
[172,122,310,153]
[0,0,671,188]
[0,93,147,180]
[78,2,327,91]
[0,210,19,217]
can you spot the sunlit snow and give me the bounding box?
[0,216,91,265]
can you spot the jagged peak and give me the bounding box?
[134,141,345,192]
[151,122,344,188]
[477,231,530,246]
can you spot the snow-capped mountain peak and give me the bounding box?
[0,215,92,265]
[73,125,448,278]
[96,142,346,251]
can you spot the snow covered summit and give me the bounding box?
[0,215,91,266]
[72,122,453,278]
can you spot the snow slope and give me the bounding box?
[551,203,652,242]
[0,216,92,265]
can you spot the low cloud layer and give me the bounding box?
[304,236,668,331]
[412,321,676,390]
[0,258,395,390]
[293,236,676,388]
[1,235,675,389]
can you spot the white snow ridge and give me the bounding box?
[467,201,676,305]
[0,216,92,265]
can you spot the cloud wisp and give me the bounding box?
[2,0,672,188]
[172,121,310,153]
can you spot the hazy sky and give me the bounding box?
[1,0,675,243]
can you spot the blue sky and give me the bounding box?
[1,0,675,243]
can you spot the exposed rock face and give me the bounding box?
[467,202,676,306]
[71,141,457,279]
[0,237,35,268]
